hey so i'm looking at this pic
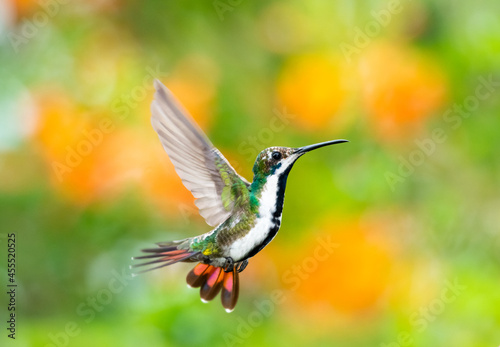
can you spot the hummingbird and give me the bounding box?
[133,80,348,312]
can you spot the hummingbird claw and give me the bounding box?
[223,257,235,273]
[236,260,248,273]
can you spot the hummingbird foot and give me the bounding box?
[223,257,235,273]
[235,260,248,273]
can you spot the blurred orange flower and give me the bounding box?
[90,127,196,216]
[276,53,349,131]
[359,42,447,141]
[90,128,156,199]
[11,0,38,18]
[33,91,103,202]
[285,218,394,314]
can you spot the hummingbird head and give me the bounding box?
[252,139,349,180]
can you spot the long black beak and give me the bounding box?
[294,139,349,154]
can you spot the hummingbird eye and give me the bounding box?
[271,151,282,160]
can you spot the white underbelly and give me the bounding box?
[226,216,279,261]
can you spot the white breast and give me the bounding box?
[227,174,281,261]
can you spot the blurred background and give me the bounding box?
[1,0,499,346]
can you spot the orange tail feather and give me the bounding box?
[200,267,224,302]
[186,263,240,312]
[221,268,239,312]
[186,263,213,288]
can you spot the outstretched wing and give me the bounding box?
[151,80,250,227]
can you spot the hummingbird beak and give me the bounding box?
[293,139,349,155]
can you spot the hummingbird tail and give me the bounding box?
[186,263,240,313]
[131,243,200,275]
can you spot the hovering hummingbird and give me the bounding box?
[133,80,348,312]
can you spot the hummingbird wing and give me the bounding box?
[151,80,251,227]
